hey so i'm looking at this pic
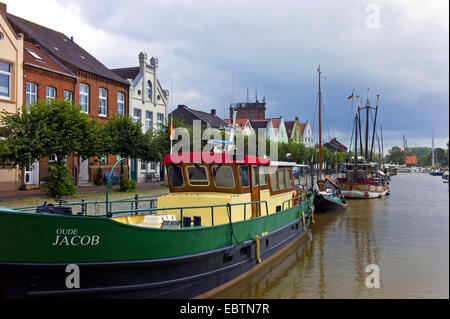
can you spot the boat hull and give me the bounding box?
[0,201,313,299]
[313,194,347,212]
[341,189,387,199]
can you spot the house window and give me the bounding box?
[145,111,153,132]
[63,90,73,103]
[157,113,164,130]
[25,48,44,62]
[79,83,89,113]
[117,92,125,115]
[146,80,152,100]
[46,87,56,102]
[99,88,107,116]
[100,155,107,165]
[133,108,141,124]
[0,61,11,98]
[140,161,147,171]
[49,154,57,163]
[26,82,37,106]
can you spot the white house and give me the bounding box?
[300,120,314,148]
[112,52,169,182]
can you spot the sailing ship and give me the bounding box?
[312,66,347,212]
[429,130,444,176]
[0,141,315,298]
[337,91,390,199]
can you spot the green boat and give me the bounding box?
[0,152,314,299]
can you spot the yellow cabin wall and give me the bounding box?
[157,190,296,226]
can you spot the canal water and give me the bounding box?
[211,173,449,299]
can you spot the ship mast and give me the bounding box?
[432,130,435,167]
[318,66,323,175]
[364,89,370,162]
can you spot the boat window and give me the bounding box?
[285,168,293,188]
[278,169,286,190]
[187,165,209,186]
[270,168,278,191]
[251,166,259,186]
[259,166,268,186]
[169,166,184,188]
[212,165,235,188]
[239,165,249,188]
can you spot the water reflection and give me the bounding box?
[211,174,448,299]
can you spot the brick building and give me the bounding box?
[4,7,130,187]
[229,97,266,120]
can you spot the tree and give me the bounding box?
[0,99,104,197]
[385,146,404,164]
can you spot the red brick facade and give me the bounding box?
[21,52,130,187]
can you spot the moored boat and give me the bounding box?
[0,152,314,299]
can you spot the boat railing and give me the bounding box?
[107,200,271,227]
[281,193,312,211]
[9,194,314,227]
[11,194,160,216]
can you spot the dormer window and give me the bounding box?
[25,48,44,62]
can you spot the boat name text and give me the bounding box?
[52,228,100,246]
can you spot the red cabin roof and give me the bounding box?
[162,152,270,165]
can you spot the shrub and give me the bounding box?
[120,176,136,191]
[46,164,76,198]
[94,167,103,185]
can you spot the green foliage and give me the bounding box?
[46,163,76,198]
[94,167,103,186]
[0,99,104,168]
[120,176,136,191]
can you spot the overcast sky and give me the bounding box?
[7,0,449,150]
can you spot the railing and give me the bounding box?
[12,194,160,216]
[281,192,312,211]
[108,200,270,227]
[12,195,314,228]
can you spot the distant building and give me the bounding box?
[5,6,130,187]
[171,104,230,129]
[0,2,23,191]
[112,52,169,183]
[299,121,314,147]
[323,138,348,153]
[229,97,266,120]
[284,117,302,144]
[405,155,417,167]
[224,118,255,136]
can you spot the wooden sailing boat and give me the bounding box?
[337,90,390,198]
[312,66,347,212]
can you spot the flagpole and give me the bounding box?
[170,77,173,154]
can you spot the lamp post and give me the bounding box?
[106,157,125,217]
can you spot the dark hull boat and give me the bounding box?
[0,152,315,299]
[313,192,347,213]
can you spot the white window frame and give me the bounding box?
[157,113,164,131]
[133,108,141,124]
[99,88,107,117]
[79,83,89,113]
[145,111,153,132]
[117,92,125,115]
[26,82,37,106]
[45,86,56,102]
[63,90,73,103]
[0,61,11,99]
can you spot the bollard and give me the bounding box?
[81,198,86,216]
[193,216,201,226]
[182,216,191,228]
[134,194,139,215]
[95,201,99,216]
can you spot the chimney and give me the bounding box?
[295,116,299,121]
[70,36,73,42]
[178,104,187,109]
[0,3,7,13]
[211,109,216,116]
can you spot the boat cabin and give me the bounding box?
[338,163,386,186]
[157,152,297,226]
